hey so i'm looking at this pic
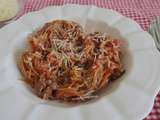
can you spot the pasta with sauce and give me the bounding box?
[19,20,125,102]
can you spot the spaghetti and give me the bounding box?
[19,20,125,102]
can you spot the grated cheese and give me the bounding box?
[0,0,19,21]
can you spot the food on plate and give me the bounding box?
[19,20,125,102]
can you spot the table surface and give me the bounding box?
[21,0,160,119]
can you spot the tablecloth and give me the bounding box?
[22,0,160,119]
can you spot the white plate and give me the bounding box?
[0,4,160,120]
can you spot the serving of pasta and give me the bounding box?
[19,20,125,102]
